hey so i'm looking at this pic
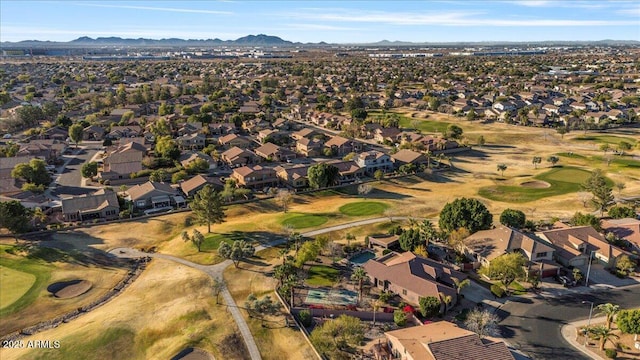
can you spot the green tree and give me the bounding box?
[439,198,493,234]
[218,240,255,268]
[171,170,189,184]
[0,200,33,239]
[496,163,507,177]
[398,228,422,252]
[350,267,367,301]
[452,277,470,301]
[190,185,226,233]
[588,325,619,351]
[350,108,368,121]
[499,208,526,229]
[571,212,602,232]
[477,135,486,147]
[307,163,340,189]
[244,293,281,326]
[608,205,636,219]
[310,315,364,359]
[582,170,613,215]
[68,123,84,148]
[616,255,635,275]
[393,310,408,326]
[419,296,441,318]
[616,309,640,335]
[547,155,559,167]
[446,124,463,139]
[374,169,384,181]
[295,240,320,268]
[212,277,225,304]
[597,303,620,330]
[154,135,180,160]
[81,161,98,179]
[183,229,205,252]
[479,252,526,293]
[532,156,542,169]
[149,169,168,183]
[11,159,51,186]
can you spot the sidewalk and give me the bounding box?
[560,316,607,360]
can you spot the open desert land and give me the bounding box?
[1,258,241,360]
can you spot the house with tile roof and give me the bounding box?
[536,225,633,268]
[100,141,146,180]
[126,181,185,211]
[355,150,393,175]
[378,320,515,360]
[221,146,258,167]
[601,218,640,254]
[363,252,466,308]
[230,165,278,189]
[61,189,120,222]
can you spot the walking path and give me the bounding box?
[108,216,410,360]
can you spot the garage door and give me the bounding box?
[570,257,587,267]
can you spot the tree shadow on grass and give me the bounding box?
[366,188,413,200]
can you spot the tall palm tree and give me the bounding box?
[596,303,620,330]
[588,325,619,351]
[370,298,383,326]
[452,278,471,301]
[438,292,453,314]
[351,267,368,301]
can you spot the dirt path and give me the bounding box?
[108,216,410,360]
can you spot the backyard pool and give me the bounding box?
[349,251,376,265]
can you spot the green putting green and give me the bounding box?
[0,265,36,310]
[281,213,329,229]
[478,167,610,203]
[339,201,389,216]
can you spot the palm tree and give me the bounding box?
[439,292,453,314]
[351,267,368,301]
[452,278,470,301]
[370,298,383,326]
[596,303,620,330]
[588,325,619,351]
[497,163,507,177]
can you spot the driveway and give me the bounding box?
[51,142,102,198]
[580,263,640,288]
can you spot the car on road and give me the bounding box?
[557,275,576,287]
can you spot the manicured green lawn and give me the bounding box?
[509,281,527,295]
[0,245,52,316]
[281,213,329,229]
[478,166,609,203]
[339,201,389,216]
[573,135,638,146]
[0,265,36,310]
[200,234,234,251]
[591,155,640,169]
[398,116,452,133]
[306,265,340,287]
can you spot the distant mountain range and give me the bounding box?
[1,34,297,48]
[1,34,639,48]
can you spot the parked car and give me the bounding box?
[557,275,576,287]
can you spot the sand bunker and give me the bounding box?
[48,280,93,299]
[520,180,551,189]
[171,348,215,360]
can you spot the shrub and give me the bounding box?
[382,249,392,255]
[605,349,617,359]
[393,310,407,326]
[298,310,313,327]
[491,284,505,298]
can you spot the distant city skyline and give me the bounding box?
[1,0,639,43]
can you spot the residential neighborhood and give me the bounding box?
[1,11,640,360]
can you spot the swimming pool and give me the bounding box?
[349,251,376,265]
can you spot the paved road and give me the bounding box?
[51,142,101,198]
[499,284,640,360]
[109,216,409,360]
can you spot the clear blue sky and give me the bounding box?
[1,1,639,43]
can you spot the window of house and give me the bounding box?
[402,289,407,295]
[536,252,548,258]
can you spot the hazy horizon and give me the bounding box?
[1,0,639,43]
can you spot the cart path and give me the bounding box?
[109,216,410,360]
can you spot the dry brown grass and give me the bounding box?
[1,259,239,360]
[224,248,317,360]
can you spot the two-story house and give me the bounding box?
[355,150,393,175]
[100,141,146,180]
[230,165,278,189]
